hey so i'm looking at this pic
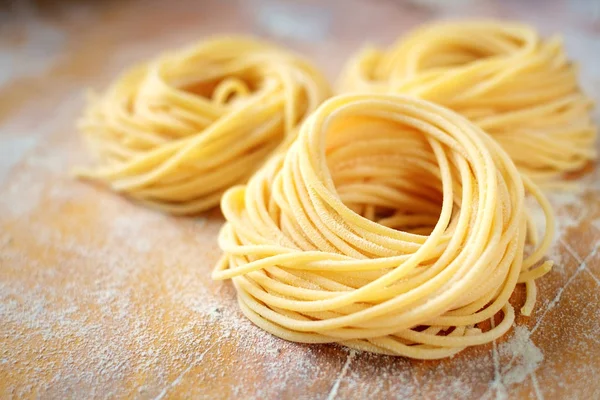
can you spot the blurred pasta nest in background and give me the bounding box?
[340,20,597,183]
[76,37,331,215]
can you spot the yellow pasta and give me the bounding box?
[75,36,331,214]
[340,20,597,183]
[213,94,554,359]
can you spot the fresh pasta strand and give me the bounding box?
[213,94,555,360]
[75,36,331,214]
[339,20,597,183]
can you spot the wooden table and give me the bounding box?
[1,0,599,398]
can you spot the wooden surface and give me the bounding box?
[1,0,600,399]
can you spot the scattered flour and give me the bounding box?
[0,136,39,184]
[0,1,66,87]
[0,91,82,188]
[486,326,544,400]
[499,327,544,387]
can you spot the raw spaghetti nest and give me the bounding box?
[340,20,597,183]
[76,36,331,214]
[213,94,554,359]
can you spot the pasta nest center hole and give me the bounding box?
[325,114,444,235]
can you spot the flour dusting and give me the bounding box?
[499,327,544,386]
[0,1,66,87]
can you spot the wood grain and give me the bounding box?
[1,0,599,399]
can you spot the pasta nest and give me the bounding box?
[340,20,597,183]
[77,36,331,214]
[214,94,554,359]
